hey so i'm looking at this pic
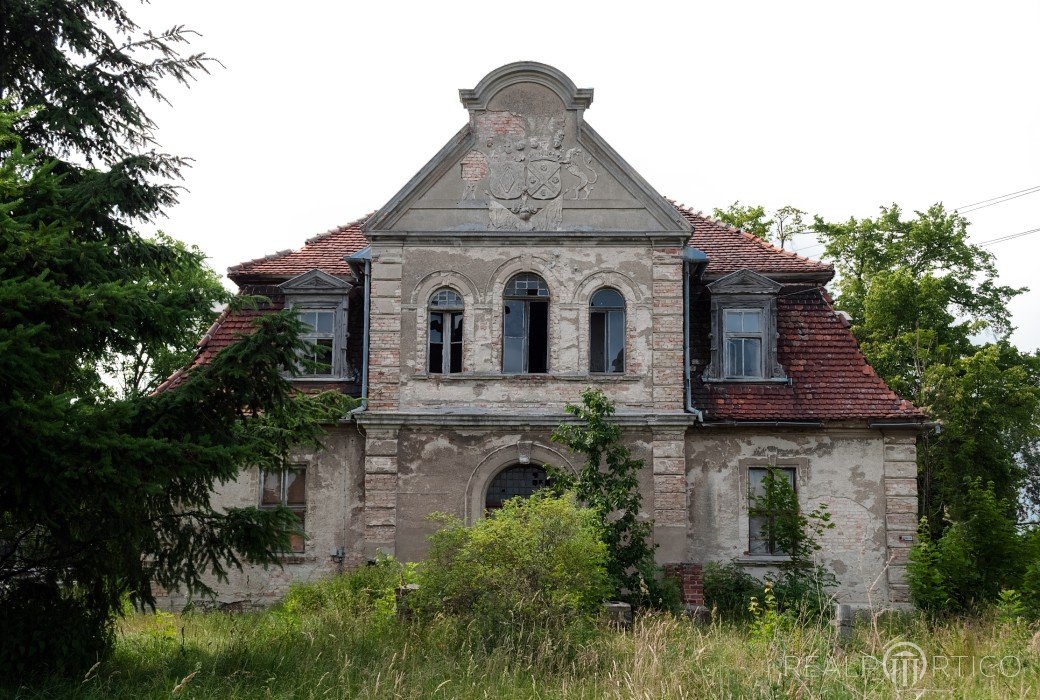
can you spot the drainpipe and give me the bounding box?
[682,247,708,422]
[346,247,372,417]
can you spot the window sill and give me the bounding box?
[702,377,791,385]
[274,554,314,565]
[735,555,792,566]
[412,372,647,382]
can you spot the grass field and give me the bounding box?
[10,594,1040,699]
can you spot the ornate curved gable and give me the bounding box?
[366,62,692,237]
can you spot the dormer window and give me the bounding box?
[703,269,787,383]
[279,268,353,380]
[298,310,336,376]
[723,309,763,378]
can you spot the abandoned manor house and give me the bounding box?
[156,62,926,609]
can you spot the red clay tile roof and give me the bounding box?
[227,215,371,283]
[174,204,916,421]
[673,203,834,280]
[690,285,923,421]
[153,299,284,392]
[226,205,831,284]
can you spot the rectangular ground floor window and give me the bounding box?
[260,467,307,553]
[747,466,796,555]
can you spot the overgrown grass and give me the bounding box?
[10,578,1040,699]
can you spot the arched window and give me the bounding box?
[503,273,549,374]
[428,287,463,374]
[485,464,549,511]
[590,288,625,373]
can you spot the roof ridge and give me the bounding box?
[671,201,832,271]
[228,212,373,275]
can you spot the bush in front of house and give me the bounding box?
[702,561,762,621]
[908,478,1029,615]
[414,492,610,632]
[279,554,410,622]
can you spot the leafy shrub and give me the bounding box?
[908,479,1024,614]
[0,580,113,677]
[414,492,609,632]
[703,561,762,620]
[549,388,666,608]
[747,468,838,619]
[280,555,408,621]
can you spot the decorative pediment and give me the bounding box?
[364,62,692,237]
[706,269,783,295]
[279,268,352,293]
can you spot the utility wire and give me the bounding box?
[956,187,1040,214]
[976,226,1040,247]
[953,185,1040,211]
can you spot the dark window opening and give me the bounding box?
[503,273,550,374]
[485,464,549,511]
[590,288,625,373]
[429,288,464,374]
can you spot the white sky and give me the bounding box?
[135,1,1039,352]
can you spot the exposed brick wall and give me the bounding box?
[664,562,704,607]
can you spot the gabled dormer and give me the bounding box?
[279,269,353,380]
[702,269,787,383]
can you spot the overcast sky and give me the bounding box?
[134,1,1039,351]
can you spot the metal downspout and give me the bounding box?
[348,254,371,417]
[683,249,706,422]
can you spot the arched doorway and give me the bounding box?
[484,464,549,512]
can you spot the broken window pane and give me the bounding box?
[485,465,549,511]
[590,311,606,372]
[285,469,306,506]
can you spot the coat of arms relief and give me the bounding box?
[460,113,598,231]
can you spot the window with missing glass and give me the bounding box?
[485,464,549,511]
[298,310,335,376]
[260,467,307,553]
[503,273,549,374]
[747,466,795,555]
[723,309,764,378]
[590,288,625,373]
[428,288,463,374]
[280,269,352,381]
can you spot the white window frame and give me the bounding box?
[723,308,765,379]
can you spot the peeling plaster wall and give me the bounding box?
[152,424,365,610]
[391,426,656,562]
[686,427,912,606]
[394,244,659,409]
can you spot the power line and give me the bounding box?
[953,185,1040,211]
[976,226,1040,247]
[956,187,1040,214]
[791,225,1040,254]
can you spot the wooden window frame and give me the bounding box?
[259,466,307,554]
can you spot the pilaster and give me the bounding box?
[363,427,400,557]
[882,433,918,603]
[367,244,403,410]
[651,426,688,563]
[650,246,685,410]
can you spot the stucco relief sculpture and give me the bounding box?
[460,112,598,230]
